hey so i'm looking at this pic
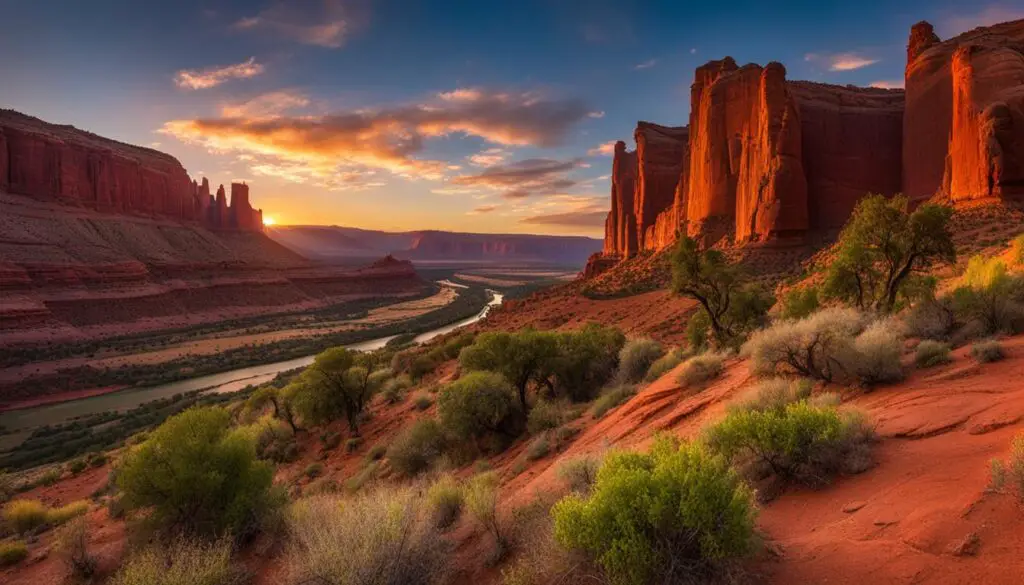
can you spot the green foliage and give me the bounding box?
[616,338,664,383]
[671,236,774,347]
[705,402,874,489]
[46,500,89,526]
[550,324,626,402]
[526,399,563,435]
[0,540,28,566]
[427,475,464,530]
[780,287,820,320]
[3,499,48,534]
[643,347,687,382]
[971,339,1005,363]
[293,348,386,433]
[460,329,559,409]
[686,309,711,350]
[380,374,413,404]
[949,256,1024,336]
[437,371,524,444]
[465,472,505,555]
[68,458,88,474]
[412,393,433,411]
[386,419,446,476]
[822,194,955,312]
[591,384,637,419]
[108,537,237,585]
[525,434,551,461]
[303,463,324,480]
[552,438,757,585]
[115,407,275,539]
[730,378,813,414]
[676,351,727,388]
[557,456,601,494]
[915,340,951,368]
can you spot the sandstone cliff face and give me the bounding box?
[904,19,1024,203]
[634,122,688,250]
[0,109,265,232]
[603,141,638,256]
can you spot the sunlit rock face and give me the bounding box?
[603,141,638,257]
[904,19,1024,203]
[0,109,265,232]
[634,122,688,251]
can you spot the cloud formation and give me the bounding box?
[467,148,509,168]
[175,57,264,90]
[634,59,657,70]
[221,90,311,118]
[519,195,607,229]
[869,80,904,90]
[521,210,607,227]
[944,4,1024,36]
[234,0,368,48]
[451,158,583,199]
[587,141,617,156]
[805,52,879,71]
[469,205,497,215]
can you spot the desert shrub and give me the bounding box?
[68,458,88,475]
[0,540,28,566]
[386,419,446,476]
[552,438,756,585]
[822,194,955,312]
[437,371,524,444]
[1013,233,1024,266]
[344,462,380,493]
[55,517,96,580]
[460,330,559,410]
[557,456,601,494]
[287,488,448,585]
[729,378,813,414]
[643,347,687,382]
[36,468,61,487]
[904,294,958,340]
[116,407,275,539]
[426,474,464,530]
[108,537,237,585]
[915,340,952,368]
[525,434,550,461]
[343,437,361,453]
[526,399,563,435]
[292,348,386,433]
[950,256,1024,336]
[303,463,324,480]
[706,402,874,491]
[365,442,387,462]
[591,384,636,419]
[971,339,1005,363]
[676,351,727,388]
[744,307,865,382]
[465,472,506,559]
[550,324,626,402]
[250,417,296,463]
[616,338,664,384]
[780,287,820,320]
[413,393,433,411]
[46,500,89,526]
[849,319,905,384]
[3,499,48,534]
[380,374,413,404]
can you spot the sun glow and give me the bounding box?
[263,216,277,226]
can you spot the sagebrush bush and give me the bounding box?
[643,347,687,382]
[971,339,1005,363]
[676,351,727,388]
[386,419,446,476]
[108,537,237,585]
[426,474,464,530]
[989,432,1024,502]
[526,400,563,435]
[950,256,1024,336]
[706,402,874,492]
[413,393,433,411]
[915,340,952,368]
[552,438,756,585]
[557,456,601,494]
[0,541,28,566]
[525,434,550,461]
[616,338,664,383]
[55,517,96,580]
[729,378,812,414]
[288,488,449,585]
[743,307,865,382]
[3,499,48,534]
[465,472,505,558]
[437,371,523,444]
[850,320,905,384]
[380,374,412,404]
[46,500,89,526]
[591,384,636,419]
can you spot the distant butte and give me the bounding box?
[596,18,1024,266]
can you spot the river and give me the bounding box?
[0,289,503,448]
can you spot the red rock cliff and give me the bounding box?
[634,122,688,251]
[0,109,265,232]
[603,141,638,256]
[904,19,1024,203]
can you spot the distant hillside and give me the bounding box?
[268,225,602,266]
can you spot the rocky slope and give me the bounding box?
[599,18,1024,265]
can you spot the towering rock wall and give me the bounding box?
[634,122,688,251]
[904,19,1024,203]
[602,141,638,256]
[0,109,265,232]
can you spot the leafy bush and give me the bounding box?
[676,351,727,388]
[915,340,952,368]
[551,324,626,402]
[849,319,905,384]
[744,307,865,382]
[46,500,89,526]
[780,287,820,320]
[437,372,523,444]
[971,339,1005,363]
[292,348,386,433]
[989,432,1024,502]
[591,385,636,419]
[729,378,812,414]
[525,434,550,461]
[616,338,664,384]
[950,257,1024,336]
[460,330,559,410]
[116,407,275,539]
[108,537,237,585]
[288,488,448,585]
[643,347,687,382]
[386,419,446,476]
[380,374,413,404]
[552,438,756,585]
[426,474,464,530]
[0,540,28,567]
[526,400,563,435]
[4,499,48,534]
[706,402,874,492]
[557,456,601,494]
[68,459,88,475]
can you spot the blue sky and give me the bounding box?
[1,0,1020,235]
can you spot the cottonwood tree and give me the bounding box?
[293,347,384,434]
[459,330,559,411]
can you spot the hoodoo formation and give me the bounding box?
[598,19,1024,262]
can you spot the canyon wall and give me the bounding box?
[0,109,264,232]
[597,18,1024,266]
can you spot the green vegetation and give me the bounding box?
[386,419,446,476]
[55,517,97,580]
[779,287,821,320]
[526,399,563,435]
[552,438,756,585]
[116,407,276,539]
[822,194,955,312]
[615,338,664,383]
[0,541,28,567]
[437,371,524,445]
[988,432,1024,502]
[675,351,727,388]
[915,340,952,368]
[550,324,626,402]
[671,236,774,347]
[465,472,505,559]
[557,456,601,494]
[950,255,1024,336]
[971,339,1005,363]
[591,384,637,419]
[426,474,464,530]
[730,378,812,414]
[460,330,559,410]
[3,499,48,534]
[108,537,237,585]
[291,348,385,433]
[643,346,688,382]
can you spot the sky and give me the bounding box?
[1,1,1021,237]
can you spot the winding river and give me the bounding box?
[0,289,503,447]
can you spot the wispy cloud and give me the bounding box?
[804,52,879,72]
[234,0,368,48]
[175,57,264,90]
[469,205,497,215]
[588,111,605,119]
[467,148,509,168]
[943,4,1024,36]
[221,90,310,119]
[634,58,657,70]
[521,209,607,227]
[869,80,904,90]
[451,158,584,199]
[587,141,617,156]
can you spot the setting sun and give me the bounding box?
[263,216,276,226]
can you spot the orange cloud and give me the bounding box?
[221,90,310,119]
[805,52,879,72]
[869,80,904,90]
[175,57,264,90]
[451,158,583,199]
[467,148,509,167]
[469,205,498,215]
[234,0,368,48]
[588,141,617,156]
